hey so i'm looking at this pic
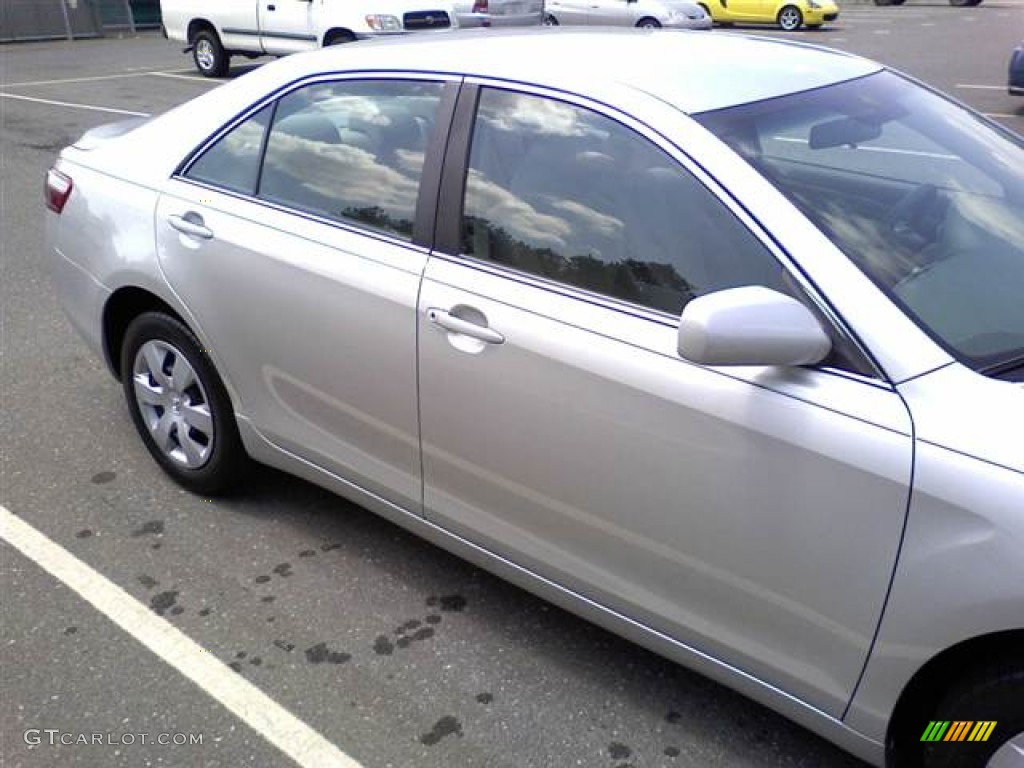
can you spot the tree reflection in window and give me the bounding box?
[462,88,784,316]
[258,80,444,240]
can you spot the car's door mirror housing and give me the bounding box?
[677,286,832,367]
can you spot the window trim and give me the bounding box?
[434,78,885,382]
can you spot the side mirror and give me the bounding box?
[678,286,831,367]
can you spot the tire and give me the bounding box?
[121,312,247,495]
[636,16,662,27]
[192,28,229,78]
[917,658,1024,768]
[323,29,356,45]
[777,4,802,29]
[543,13,559,24]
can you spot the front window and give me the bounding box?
[697,71,1024,376]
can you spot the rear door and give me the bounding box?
[417,83,914,716]
[259,0,317,54]
[156,76,455,512]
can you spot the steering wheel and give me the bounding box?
[884,183,947,252]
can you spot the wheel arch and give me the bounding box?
[322,27,356,46]
[885,629,1024,766]
[103,287,188,380]
[186,18,219,46]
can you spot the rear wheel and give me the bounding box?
[121,313,247,495]
[777,4,802,29]
[323,29,356,45]
[636,16,662,27]
[192,28,229,78]
[543,12,559,24]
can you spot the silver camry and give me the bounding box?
[46,28,1024,768]
[544,0,712,29]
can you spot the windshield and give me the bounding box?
[695,71,1024,374]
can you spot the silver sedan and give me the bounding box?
[46,28,1024,768]
[544,0,712,28]
[451,0,544,27]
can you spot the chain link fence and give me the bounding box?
[0,0,160,42]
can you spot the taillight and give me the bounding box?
[472,0,488,12]
[45,168,73,214]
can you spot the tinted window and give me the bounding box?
[462,88,785,315]
[258,79,445,240]
[185,106,272,194]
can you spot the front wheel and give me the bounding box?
[636,16,662,27]
[543,13,559,24]
[192,29,229,78]
[777,4,803,30]
[121,313,247,495]
[918,658,1024,768]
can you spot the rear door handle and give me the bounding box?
[427,308,505,345]
[168,212,213,240]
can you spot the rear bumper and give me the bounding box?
[49,239,112,371]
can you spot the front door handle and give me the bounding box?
[427,308,505,345]
[168,212,213,240]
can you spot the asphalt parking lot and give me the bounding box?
[2,9,1022,768]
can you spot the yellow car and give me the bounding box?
[698,0,838,30]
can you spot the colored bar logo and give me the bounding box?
[921,721,997,742]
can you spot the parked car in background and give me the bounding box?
[1011,42,1024,95]
[544,0,710,29]
[452,0,544,26]
[160,0,457,76]
[47,29,1024,768]
[699,0,837,30]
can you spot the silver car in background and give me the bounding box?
[46,29,1024,768]
[544,0,711,28]
[452,0,544,26]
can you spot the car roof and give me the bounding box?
[292,28,883,114]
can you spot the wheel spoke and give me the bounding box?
[153,411,177,454]
[133,374,166,407]
[182,402,213,437]
[143,344,171,388]
[171,354,196,393]
[179,426,206,467]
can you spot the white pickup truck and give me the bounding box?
[161,0,458,77]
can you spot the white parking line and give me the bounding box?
[0,505,364,768]
[147,71,218,83]
[2,72,156,88]
[957,84,1008,91]
[0,92,151,117]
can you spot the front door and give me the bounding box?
[417,84,914,716]
[259,0,317,54]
